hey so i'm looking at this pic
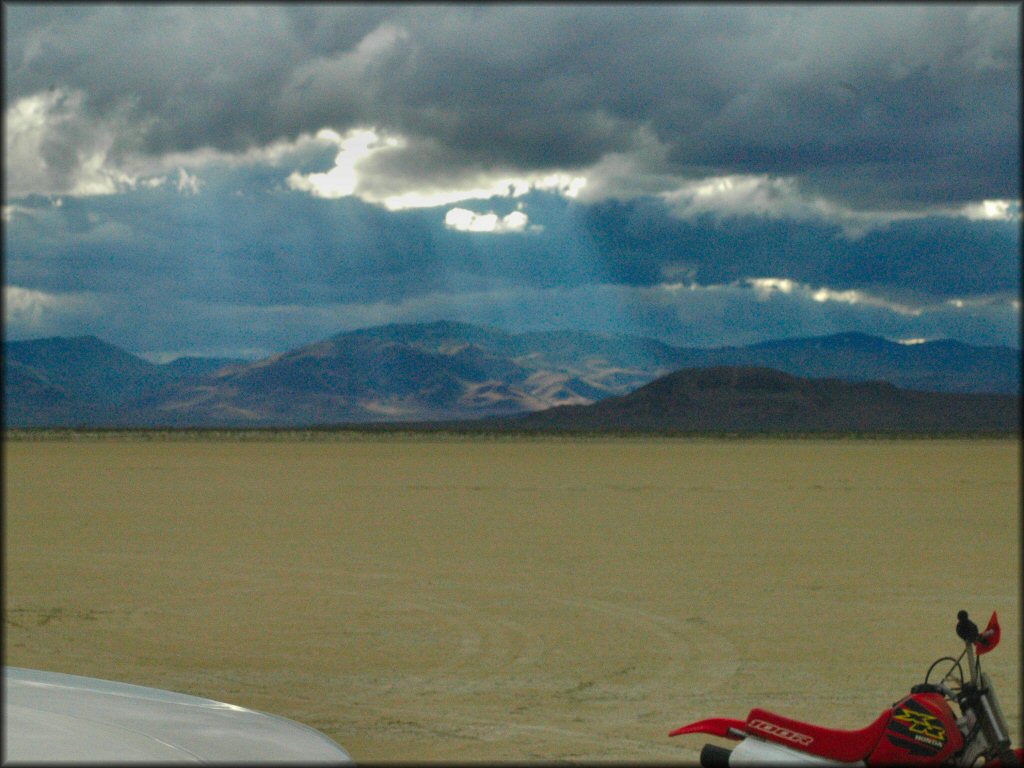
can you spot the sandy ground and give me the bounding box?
[3,434,1019,763]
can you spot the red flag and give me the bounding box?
[975,611,1001,655]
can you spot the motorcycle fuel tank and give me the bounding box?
[867,691,963,765]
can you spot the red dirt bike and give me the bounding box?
[671,610,1021,766]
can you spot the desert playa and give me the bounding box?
[4,433,1019,762]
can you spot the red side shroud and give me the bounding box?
[741,707,891,763]
[867,691,963,766]
[671,708,892,763]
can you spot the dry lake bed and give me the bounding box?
[4,433,1019,762]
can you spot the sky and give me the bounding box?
[3,3,1020,362]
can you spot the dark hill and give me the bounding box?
[506,367,1021,433]
[4,335,168,406]
[695,332,1020,394]
[2,359,121,427]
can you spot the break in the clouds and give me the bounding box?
[3,4,1020,359]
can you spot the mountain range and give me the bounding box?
[3,321,1020,430]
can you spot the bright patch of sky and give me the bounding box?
[4,285,101,337]
[285,128,400,199]
[959,199,1020,221]
[656,174,1022,238]
[282,126,587,213]
[5,89,133,197]
[444,207,534,234]
[746,277,926,316]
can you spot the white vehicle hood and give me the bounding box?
[3,667,352,763]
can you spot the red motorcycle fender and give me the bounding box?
[669,717,747,739]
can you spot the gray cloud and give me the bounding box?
[7,271,1019,361]
[5,179,1018,353]
[4,4,1019,358]
[6,5,1019,208]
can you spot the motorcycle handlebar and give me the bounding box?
[958,609,997,646]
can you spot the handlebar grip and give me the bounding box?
[956,610,980,643]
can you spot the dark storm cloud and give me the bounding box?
[4,4,1019,358]
[7,182,1016,315]
[6,185,439,306]
[6,4,1018,208]
[4,184,613,313]
[578,196,1021,297]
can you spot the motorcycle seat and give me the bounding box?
[744,707,891,763]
